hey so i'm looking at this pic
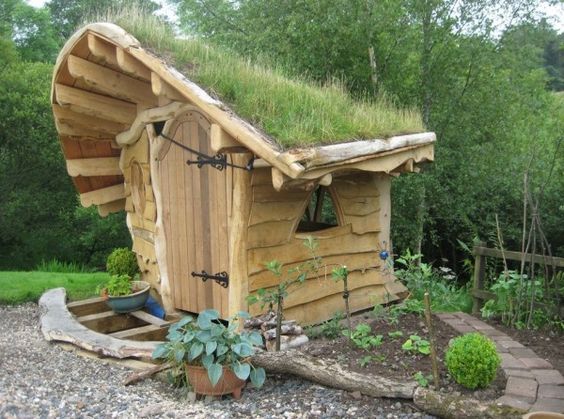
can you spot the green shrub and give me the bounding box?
[445,333,500,389]
[106,248,139,278]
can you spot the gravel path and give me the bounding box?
[0,304,434,418]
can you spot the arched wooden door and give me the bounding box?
[157,110,231,317]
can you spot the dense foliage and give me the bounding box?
[445,333,501,389]
[106,248,139,278]
[0,0,562,280]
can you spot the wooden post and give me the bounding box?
[472,241,487,315]
[423,292,440,389]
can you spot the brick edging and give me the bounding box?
[436,312,564,414]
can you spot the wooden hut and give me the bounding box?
[50,23,435,325]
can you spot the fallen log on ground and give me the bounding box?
[124,350,525,418]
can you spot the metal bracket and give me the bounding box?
[187,153,228,171]
[191,270,229,288]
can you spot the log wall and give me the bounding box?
[246,170,406,325]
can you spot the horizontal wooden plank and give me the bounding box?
[252,184,309,203]
[66,296,107,316]
[55,118,115,139]
[98,199,126,217]
[53,104,127,136]
[339,196,380,216]
[66,157,121,177]
[77,311,145,334]
[67,55,156,106]
[255,284,398,326]
[249,201,305,226]
[248,226,379,275]
[129,310,169,327]
[80,183,125,207]
[473,246,564,268]
[109,324,167,341]
[250,269,390,310]
[55,83,137,125]
[247,220,295,249]
[249,251,382,290]
[345,214,380,234]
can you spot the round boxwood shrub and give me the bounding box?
[106,248,139,278]
[445,332,501,389]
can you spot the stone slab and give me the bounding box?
[505,377,538,402]
[504,368,534,379]
[501,353,529,370]
[532,370,564,385]
[538,385,564,400]
[521,358,553,369]
[509,348,538,358]
[497,340,525,349]
[496,395,531,412]
[530,398,564,413]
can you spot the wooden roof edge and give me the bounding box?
[279,132,436,170]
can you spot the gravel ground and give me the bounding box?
[0,304,434,419]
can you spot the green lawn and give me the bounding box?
[0,271,109,305]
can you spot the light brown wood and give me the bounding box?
[251,269,389,310]
[247,220,296,249]
[55,83,137,125]
[87,33,118,67]
[109,324,167,341]
[129,310,169,327]
[249,201,304,226]
[66,157,121,177]
[227,154,253,319]
[53,104,127,136]
[115,101,188,146]
[248,226,378,275]
[116,48,151,81]
[271,284,394,325]
[80,184,125,207]
[67,55,156,106]
[40,288,158,360]
[98,199,126,217]
[151,72,187,102]
[55,118,114,139]
[280,132,436,169]
[132,236,157,263]
[272,167,318,192]
[210,123,243,152]
[249,252,382,290]
[77,311,145,334]
[66,296,107,317]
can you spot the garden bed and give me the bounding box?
[302,312,506,401]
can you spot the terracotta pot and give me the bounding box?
[523,413,564,419]
[185,365,245,399]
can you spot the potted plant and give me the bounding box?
[152,309,266,399]
[100,274,151,313]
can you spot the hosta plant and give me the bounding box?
[152,309,266,388]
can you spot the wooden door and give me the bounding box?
[158,111,231,317]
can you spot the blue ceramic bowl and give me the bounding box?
[106,280,150,313]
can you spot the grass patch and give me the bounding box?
[91,8,424,149]
[0,271,109,305]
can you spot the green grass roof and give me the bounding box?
[95,9,425,149]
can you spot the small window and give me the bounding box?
[296,186,339,232]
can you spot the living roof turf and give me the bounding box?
[95,10,425,149]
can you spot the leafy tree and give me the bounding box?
[47,0,160,40]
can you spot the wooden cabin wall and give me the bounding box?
[246,170,406,325]
[119,131,164,305]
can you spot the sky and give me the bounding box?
[25,0,564,33]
